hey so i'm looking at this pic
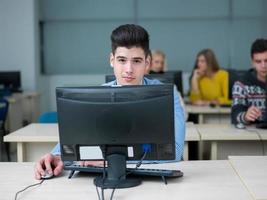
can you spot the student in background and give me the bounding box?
[147,50,187,120]
[231,39,267,125]
[150,50,167,73]
[189,48,231,106]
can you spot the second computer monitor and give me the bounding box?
[105,71,184,96]
[0,71,21,92]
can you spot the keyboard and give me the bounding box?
[64,162,183,178]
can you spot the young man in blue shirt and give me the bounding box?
[34,24,185,180]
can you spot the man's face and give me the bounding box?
[110,47,150,85]
[252,51,267,81]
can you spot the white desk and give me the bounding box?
[4,123,199,162]
[186,105,231,124]
[229,156,267,200]
[196,124,263,160]
[0,160,252,200]
[4,124,58,162]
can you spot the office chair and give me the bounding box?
[0,98,10,161]
[38,111,58,123]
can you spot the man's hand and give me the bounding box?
[244,106,262,122]
[34,153,64,180]
[79,160,107,167]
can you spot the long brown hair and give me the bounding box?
[194,48,220,74]
[189,49,220,91]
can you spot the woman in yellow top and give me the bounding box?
[189,49,231,106]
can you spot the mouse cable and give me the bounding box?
[15,179,44,200]
[95,145,107,200]
[256,131,266,155]
[246,128,265,155]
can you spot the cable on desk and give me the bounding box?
[245,127,266,156]
[94,145,107,200]
[110,150,148,200]
[255,131,266,155]
[95,185,101,200]
[14,179,44,200]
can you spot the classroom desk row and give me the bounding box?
[4,123,266,162]
[186,104,231,124]
[3,123,199,162]
[197,124,267,160]
[0,156,266,200]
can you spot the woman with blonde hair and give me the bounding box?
[150,50,167,73]
[189,49,231,106]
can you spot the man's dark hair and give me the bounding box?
[251,38,267,58]
[111,24,150,57]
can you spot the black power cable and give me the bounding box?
[14,179,44,200]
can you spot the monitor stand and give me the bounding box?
[94,150,142,189]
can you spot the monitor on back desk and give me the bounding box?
[0,71,22,93]
[105,70,184,97]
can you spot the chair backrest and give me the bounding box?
[38,112,58,123]
[227,69,247,99]
[0,98,9,123]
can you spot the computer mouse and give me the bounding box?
[41,170,54,179]
[235,123,246,129]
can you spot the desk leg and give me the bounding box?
[17,142,25,162]
[198,141,203,160]
[211,141,218,160]
[183,142,189,161]
[198,114,204,124]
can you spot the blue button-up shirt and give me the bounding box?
[51,77,185,162]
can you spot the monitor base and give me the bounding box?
[93,148,142,189]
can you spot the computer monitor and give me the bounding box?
[105,71,184,97]
[56,84,175,188]
[0,71,22,92]
[228,69,247,99]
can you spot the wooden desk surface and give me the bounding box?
[186,105,231,114]
[0,160,252,200]
[4,123,59,142]
[196,124,260,141]
[229,156,267,200]
[4,122,199,143]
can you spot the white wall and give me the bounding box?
[1,1,264,112]
[0,0,37,91]
[0,0,192,113]
[0,0,105,112]
[41,74,105,111]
